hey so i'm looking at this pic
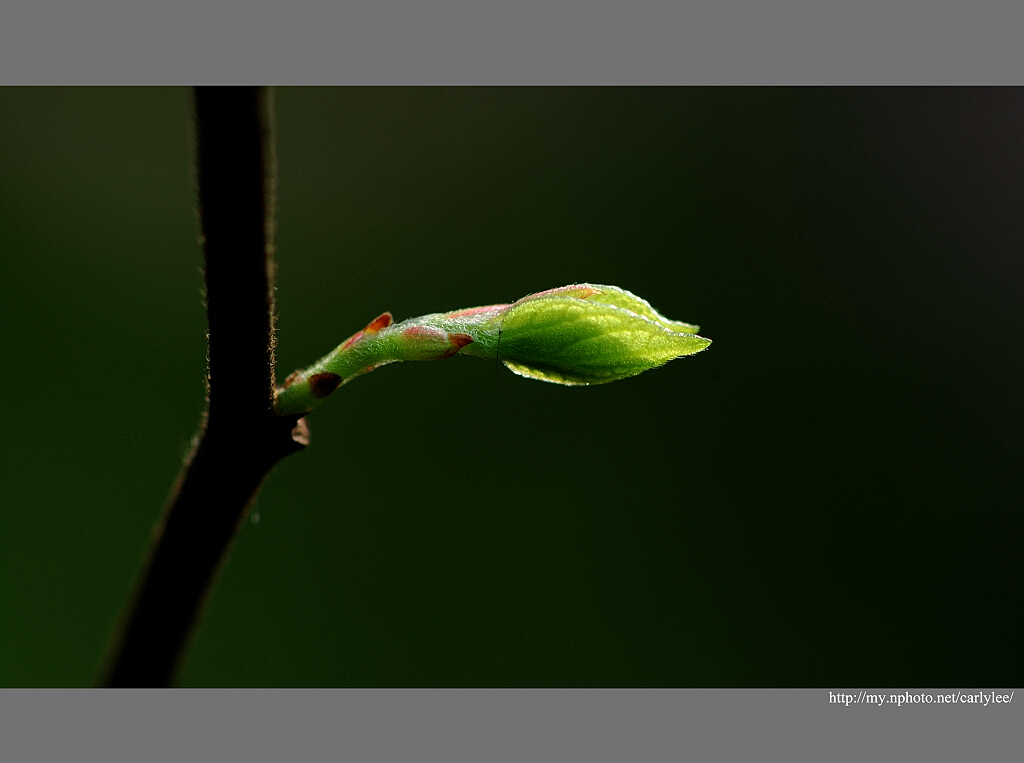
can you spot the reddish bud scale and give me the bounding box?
[341,312,394,350]
[399,325,475,359]
[364,312,393,333]
[402,325,446,341]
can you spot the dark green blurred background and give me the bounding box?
[1,88,1019,687]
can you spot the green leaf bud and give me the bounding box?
[273,283,710,415]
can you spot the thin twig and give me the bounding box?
[98,87,309,687]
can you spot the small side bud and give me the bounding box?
[308,372,342,398]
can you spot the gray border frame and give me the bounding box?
[2,1,1022,84]
[2,3,1020,759]
[2,689,1020,760]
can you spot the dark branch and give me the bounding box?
[99,87,309,687]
